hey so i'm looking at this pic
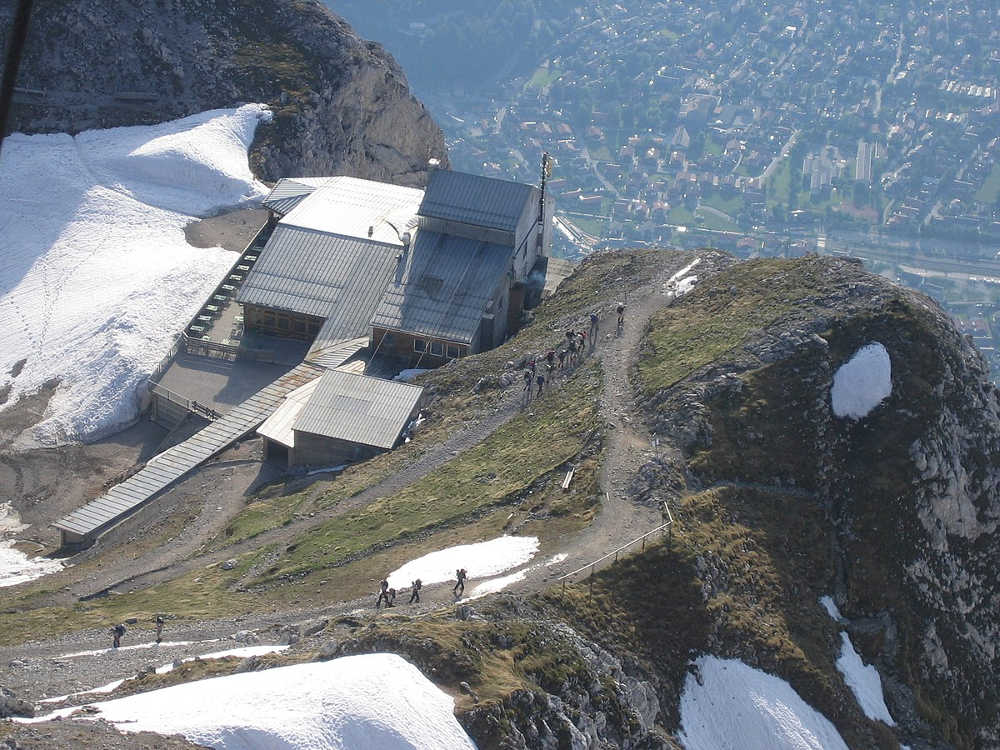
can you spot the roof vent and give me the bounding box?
[368,225,374,237]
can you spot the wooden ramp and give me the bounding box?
[53,362,325,547]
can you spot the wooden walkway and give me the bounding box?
[53,362,325,546]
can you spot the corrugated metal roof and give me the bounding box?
[263,178,329,216]
[307,335,369,369]
[293,370,423,449]
[281,176,423,246]
[371,229,512,344]
[257,377,322,448]
[418,170,535,232]
[235,226,398,322]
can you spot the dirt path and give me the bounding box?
[3,252,729,700]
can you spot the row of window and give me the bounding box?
[414,338,462,359]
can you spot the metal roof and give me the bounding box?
[235,225,398,323]
[371,229,513,344]
[293,370,423,449]
[281,176,423,246]
[53,362,325,540]
[257,377,322,448]
[262,178,329,217]
[418,170,535,233]
[306,335,369,369]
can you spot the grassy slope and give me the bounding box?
[0,249,675,646]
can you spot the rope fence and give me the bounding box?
[558,495,674,596]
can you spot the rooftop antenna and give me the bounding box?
[539,151,553,229]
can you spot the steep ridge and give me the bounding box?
[4,0,448,184]
[2,252,998,750]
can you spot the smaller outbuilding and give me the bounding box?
[257,370,424,468]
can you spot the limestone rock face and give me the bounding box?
[5,0,448,184]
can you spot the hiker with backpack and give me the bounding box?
[453,568,468,597]
[409,579,423,604]
[111,622,126,649]
[154,615,164,644]
[376,578,391,609]
[589,311,599,342]
[617,303,625,330]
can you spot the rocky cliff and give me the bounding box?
[2,0,448,184]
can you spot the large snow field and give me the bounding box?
[0,104,270,445]
[831,342,892,420]
[387,535,539,589]
[678,656,849,750]
[27,654,477,750]
[0,540,63,587]
[836,632,895,725]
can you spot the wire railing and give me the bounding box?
[558,496,674,595]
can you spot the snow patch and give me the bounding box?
[546,553,568,566]
[836,632,895,725]
[0,105,270,445]
[831,343,891,420]
[26,654,476,750]
[0,540,64,587]
[0,503,28,533]
[819,595,845,622]
[678,656,849,750]
[665,257,701,298]
[387,536,538,589]
[394,368,430,382]
[463,569,528,600]
[57,640,211,659]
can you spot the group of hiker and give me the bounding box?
[109,614,166,649]
[375,568,468,609]
[521,308,617,403]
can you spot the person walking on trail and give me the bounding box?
[111,622,126,649]
[453,568,468,597]
[154,615,164,644]
[388,588,397,607]
[545,349,555,370]
[522,369,533,403]
[536,372,545,396]
[376,578,391,609]
[529,358,537,376]
[617,303,626,329]
[567,337,577,365]
[578,330,587,354]
[589,311,599,341]
[557,348,567,369]
[409,579,422,604]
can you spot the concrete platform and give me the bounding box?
[156,352,301,415]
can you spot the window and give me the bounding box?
[294,320,306,333]
[446,344,460,359]
[413,339,426,353]
[308,323,320,335]
[430,341,443,356]
[278,318,289,330]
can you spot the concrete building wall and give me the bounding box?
[372,327,471,364]
[417,216,513,247]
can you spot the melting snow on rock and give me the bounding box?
[830,342,891,420]
[819,595,845,622]
[678,655,849,750]
[0,104,271,445]
[29,654,476,749]
[387,536,538,589]
[0,540,63,587]
[836,632,895,725]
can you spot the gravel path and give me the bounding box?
[1,250,731,710]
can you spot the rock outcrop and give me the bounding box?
[4,0,448,184]
[637,256,1000,749]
